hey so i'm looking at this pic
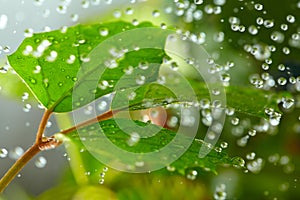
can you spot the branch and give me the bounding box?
[0,109,116,193]
[60,110,115,135]
[36,109,52,144]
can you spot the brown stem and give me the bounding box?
[36,109,52,144]
[0,109,116,193]
[0,144,40,193]
[60,110,115,134]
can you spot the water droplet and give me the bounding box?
[248,129,257,136]
[254,3,263,11]
[286,15,296,23]
[280,24,288,31]
[67,54,76,64]
[152,10,160,17]
[0,148,8,158]
[282,98,294,109]
[98,100,108,111]
[277,77,287,85]
[33,65,41,74]
[10,146,24,160]
[138,61,149,70]
[24,28,34,37]
[170,62,179,71]
[214,184,227,200]
[263,19,274,28]
[246,152,256,160]
[248,25,258,35]
[70,14,79,22]
[231,117,239,125]
[35,156,47,168]
[136,75,146,85]
[56,5,67,14]
[127,132,140,146]
[81,0,90,8]
[220,141,228,149]
[232,157,245,167]
[256,17,264,25]
[23,103,32,112]
[99,178,104,184]
[46,50,58,62]
[269,113,281,126]
[166,165,176,172]
[33,0,44,6]
[271,31,284,43]
[132,19,139,26]
[99,27,109,36]
[186,169,198,180]
[237,135,249,147]
[0,14,8,30]
[3,46,10,53]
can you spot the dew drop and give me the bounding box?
[214,184,227,200]
[10,146,24,160]
[186,169,198,180]
[0,148,8,158]
[35,156,47,168]
[99,178,104,184]
[263,19,274,28]
[286,15,296,23]
[254,3,263,11]
[152,10,160,17]
[56,5,67,14]
[127,132,140,146]
[246,152,256,160]
[136,75,145,85]
[231,117,239,125]
[220,141,228,149]
[23,103,32,112]
[0,14,8,30]
[24,28,34,37]
[99,28,109,36]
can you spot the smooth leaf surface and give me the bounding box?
[8,21,169,112]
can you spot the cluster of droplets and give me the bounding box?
[99,167,108,184]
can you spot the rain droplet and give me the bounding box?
[286,15,296,23]
[35,156,47,168]
[0,148,8,158]
[127,132,140,146]
[9,146,24,160]
[0,14,8,30]
[23,103,32,112]
[24,28,34,37]
[254,3,263,11]
[152,10,160,17]
[99,28,109,36]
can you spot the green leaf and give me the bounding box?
[8,21,170,112]
[114,78,283,119]
[57,118,240,178]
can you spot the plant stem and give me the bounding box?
[60,110,115,134]
[36,109,52,144]
[0,144,40,193]
[0,109,115,193]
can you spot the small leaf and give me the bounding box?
[8,21,171,112]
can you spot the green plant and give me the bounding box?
[0,1,300,199]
